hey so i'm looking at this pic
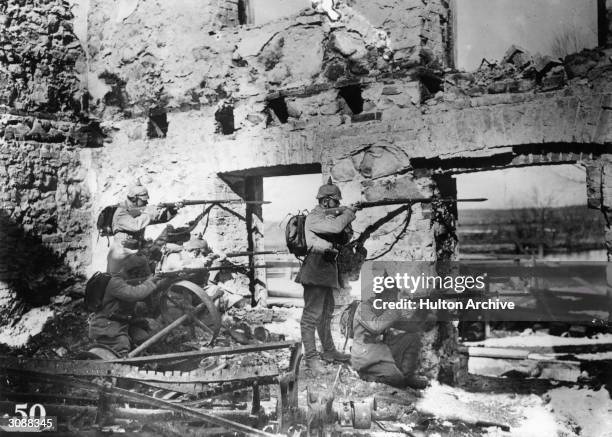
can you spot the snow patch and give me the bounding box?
[0,307,55,348]
[418,382,560,436]
[465,331,612,348]
[546,387,612,437]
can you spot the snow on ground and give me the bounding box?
[465,330,612,348]
[546,387,612,437]
[418,382,562,436]
[265,307,302,340]
[0,307,54,347]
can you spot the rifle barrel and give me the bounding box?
[225,251,287,258]
[354,197,487,208]
[157,200,271,207]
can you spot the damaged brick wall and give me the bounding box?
[0,0,90,328]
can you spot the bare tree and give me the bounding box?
[550,24,595,58]
[509,187,558,257]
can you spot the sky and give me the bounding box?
[250,0,310,25]
[263,174,322,222]
[456,165,587,210]
[455,0,598,70]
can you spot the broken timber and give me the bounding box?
[459,346,582,382]
[3,370,279,437]
[0,341,302,434]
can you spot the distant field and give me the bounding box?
[264,205,605,255]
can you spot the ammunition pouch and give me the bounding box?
[362,333,384,344]
[108,314,132,323]
[323,248,339,262]
[338,243,368,280]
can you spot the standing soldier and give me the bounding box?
[107,181,180,274]
[296,178,357,374]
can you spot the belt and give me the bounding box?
[362,334,383,344]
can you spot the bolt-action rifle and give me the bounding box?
[125,264,270,285]
[157,264,269,277]
[157,199,271,209]
[324,197,487,216]
[225,250,287,258]
[351,197,487,210]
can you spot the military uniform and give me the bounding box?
[351,301,423,388]
[88,272,163,356]
[107,200,176,274]
[296,204,356,362]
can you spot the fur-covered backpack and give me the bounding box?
[85,272,112,312]
[96,205,118,238]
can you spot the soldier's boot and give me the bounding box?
[320,349,351,364]
[304,356,327,375]
[318,301,346,363]
[403,374,429,390]
[302,319,323,375]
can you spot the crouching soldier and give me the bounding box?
[351,287,434,389]
[296,178,357,374]
[89,255,172,357]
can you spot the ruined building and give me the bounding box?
[1,0,612,379]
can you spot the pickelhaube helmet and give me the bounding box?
[316,177,342,200]
[127,182,149,199]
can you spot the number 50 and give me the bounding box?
[14,403,46,417]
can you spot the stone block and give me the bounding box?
[330,157,357,182]
[329,30,364,57]
[358,146,409,179]
[362,173,427,201]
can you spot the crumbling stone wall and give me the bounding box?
[0,0,89,331]
[82,0,612,377]
[0,0,86,115]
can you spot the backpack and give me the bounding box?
[97,205,118,237]
[85,271,112,312]
[285,213,308,258]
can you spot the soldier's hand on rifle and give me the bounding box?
[347,203,360,213]
[174,201,184,210]
[163,243,183,254]
[152,273,174,289]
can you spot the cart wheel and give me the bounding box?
[159,280,222,345]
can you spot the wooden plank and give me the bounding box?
[468,357,581,382]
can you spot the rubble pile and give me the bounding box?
[443,45,612,101]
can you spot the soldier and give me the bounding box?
[351,287,433,389]
[296,178,357,374]
[107,182,180,274]
[89,255,173,356]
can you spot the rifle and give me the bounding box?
[225,250,287,258]
[323,197,487,217]
[157,264,269,277]
[352,197,487,210]
[125,264,270,284]
[157,199,271,208]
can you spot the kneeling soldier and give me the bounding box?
[89,255,171,356]
[351,287,434,389]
